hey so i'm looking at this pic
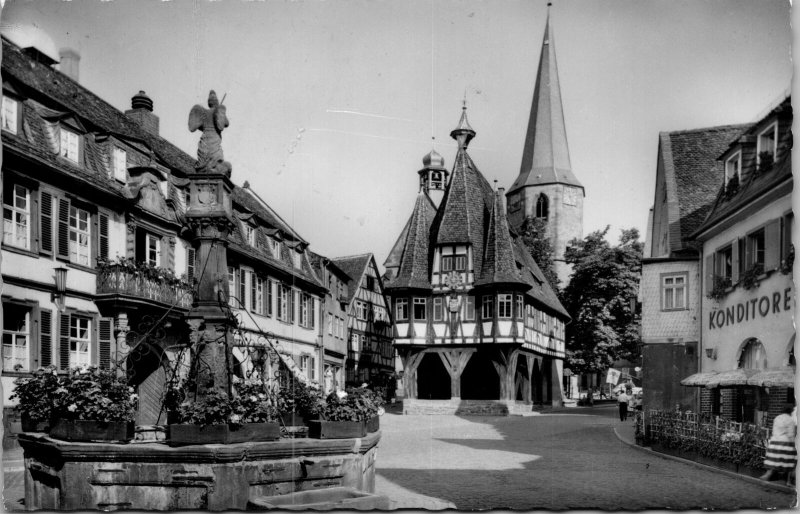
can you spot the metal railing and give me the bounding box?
[97,264,194,309]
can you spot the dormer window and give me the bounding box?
[244,224,256,246]
[2,96,19,134]
[111,147,127,182]
[59,127,80,163]
[757,122,778,163]
[725,151,741,186]
[293,250,303,269]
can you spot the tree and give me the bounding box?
[519,216,560,292]
[561,227,642,375]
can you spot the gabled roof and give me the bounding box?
[659,124,751,253]
[476,190,527,287]
[509,9,582,194]
[389,190,437,290]
[232,186,307,244]
[331,253,374,304]
[383,191,436,275]
[694,98,792,237]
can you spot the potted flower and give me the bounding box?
[276,379,324,427]
[168,378,281,446]
[11,366,61,432]
[354,386,385,433]
[49,366,137,443]
[308,386,383,439]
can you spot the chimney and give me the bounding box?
[497,187,507,213]
[59,48,80,82]
[125,91,160,136]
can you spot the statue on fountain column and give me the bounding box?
[188,90,232,176]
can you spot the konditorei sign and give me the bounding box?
[709,287,792,330]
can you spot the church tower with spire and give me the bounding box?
[506,5,584,286]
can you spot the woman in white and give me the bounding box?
[760,404,797,485]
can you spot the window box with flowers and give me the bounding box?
[167,377,281,446]
[45,366,138,443]
[706,275,732,301]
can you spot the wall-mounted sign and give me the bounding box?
[709,288,792,330]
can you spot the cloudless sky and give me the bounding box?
[1,0,792,266]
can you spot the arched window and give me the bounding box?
[738,339,767,369]
[536,194,549,219]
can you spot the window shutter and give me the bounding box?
[251,271,257,312]
[59,312,71,370]
[57,197,71,260]
[764,219,781,271]
[310,298,315,329]
[40,308,53,367]
[705,254,714,294]
[262,279,269,316]
[98,317,113,369]
[731,238,740,283]
[40,190,54,255]
[98,211,109,261]
[186,247,196,282]
[290,290,296,323]
[239,269,247,309]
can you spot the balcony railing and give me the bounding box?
[97,264,194,310]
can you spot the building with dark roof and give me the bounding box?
[640,124,750,411]
[0,36,334,444]
[383,103,570,414]
[330,254,394,396]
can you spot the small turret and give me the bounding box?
[417,147,448,206]
[450,101,476,150]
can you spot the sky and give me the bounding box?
[0,0,793,267]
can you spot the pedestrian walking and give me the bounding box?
[617,389,630,421]
[760,404,797,485]
[587,387,594,407]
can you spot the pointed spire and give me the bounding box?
[450,99,476,149]
[509,5,583,194]
[391,190,436,289]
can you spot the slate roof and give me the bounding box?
[475,190,528,287]
[694,98,792,237]
[510,10,582,194]
[660,124,751,253]
[331,254,373,304]
[387,191,437,290]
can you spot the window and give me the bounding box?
[662,273,687,310]
[433,297,443,321]
[278,284,292,322]
[536,194,549,219]
[413,298,427,320]
[355,300,368,320]
[299,355,310,378]
[145,233,161,267]
[714,245,733,281]
[293,251,302,269]
[482,295,494,319]
[454,255,467,272]
[266,279,273,317]
[725,152,741,185]
[59,127,80,163]
[3,183,30,249]
[112,147,127,182]
[539,310,547,332]
[746,229,766,269]
[396,298,408,321]
[516,295,524,320]
[2,95,18,134]
[243,224,256,246]
[299,294,315,328]
[365,276,375,291]
[251,275,265,315]
[327,314,333,335]
[441,256,453,272]
[69,316,91,368]
[738,340,767,370]
[463,296,475,321]
[757,122,778,162]
[351,333,360,351]
[69,205,91,266]
[781,213,794,268]
[498,294,513,318]
[2,304,29,371]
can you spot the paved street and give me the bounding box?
[375,405,796,510]
[3,406,795,511]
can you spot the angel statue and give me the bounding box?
[188,90,232,176]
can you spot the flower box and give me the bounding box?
[307,420,366,439]
[49,419,134,443]
[366,415,380,433]
[21,415,50,433]
[168,422,281,446]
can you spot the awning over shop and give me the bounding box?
[746,366,796,388]
[680,371,719,387]
[705,368,759,388]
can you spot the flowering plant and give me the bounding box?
[174,378,279,426]
[276,379,324,418]
[319,386,385,422]
[97,256,195,289]
[51,366,138,423]
[11,366,61,422]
